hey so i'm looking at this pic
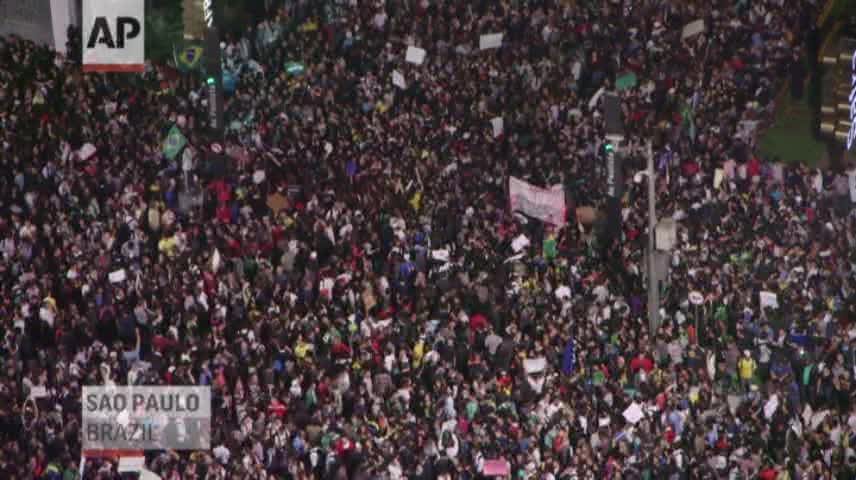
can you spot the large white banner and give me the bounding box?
[509,177,566,225]
[83,0,145,72]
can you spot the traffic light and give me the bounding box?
[206,76,215,86]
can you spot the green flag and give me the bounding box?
[163,125,187,160]
[543,235,558,260]
[173,42,205,72]
[285,61,305,75]
[803,364,813,386]
[616,72,637,91]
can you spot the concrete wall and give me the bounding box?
[0,0,56,47]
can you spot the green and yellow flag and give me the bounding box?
[163,126,188,160]
[174,41,205,72]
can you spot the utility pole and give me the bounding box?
[647,141,660,337]
[203,1,224,143]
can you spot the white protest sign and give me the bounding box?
[431,250,450,263]
[78,143,97,160]
[681,19,705,40]
[763,394,779,419]
[405,46,426,65]
[714,169,724,189]
[810,410,829,431]
[253,170,266,184]
[29,386,48,399]
[736,120,759,142]
[554,286,571,300]
[509,176,566,225]
[523,358,547,374]
[83,0,146,72]
[511,234,530,253]
[392,70,406,89]
[109,269,127,283]
[479,33,504,50]
[623,403,644,424]
[759,291,778,309]
[491,117,504,138]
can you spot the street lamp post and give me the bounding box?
[203,2,224,141]
[646,141,659,338]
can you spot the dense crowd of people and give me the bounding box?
[3,0,856,478]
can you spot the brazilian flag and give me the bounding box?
[163,126,188,160]
[174,42,205,72]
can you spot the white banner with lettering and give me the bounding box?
[509,177,566,225]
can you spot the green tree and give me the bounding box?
[145,2,184,64]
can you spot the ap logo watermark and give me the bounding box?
[82,0,145,72]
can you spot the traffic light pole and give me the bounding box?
[203,4,224,143]
[647,141,660,338]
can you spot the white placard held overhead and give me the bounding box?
[511,234,530,253]
[479,33,504,50]
[78,143,97,160]
[523,358,547,374]
[759,291,778,309]
[764,394,779,420]
[405,46,426,65]
[392,70,406,89]
[491,117,504,138]
[431,250,450,263]
[681,19,705,40]
[509,177,566,225]
[253,170,266,184]
[714,169,725,189]
[623,403,644,424]
[28,386,48,399]
[108,269,127,283]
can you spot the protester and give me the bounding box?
[2,0,856,479]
